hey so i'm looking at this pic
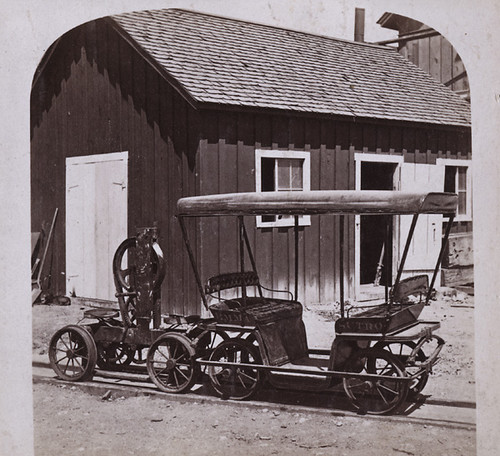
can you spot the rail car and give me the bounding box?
[49,190,456,414]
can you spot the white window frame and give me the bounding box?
[255,149,311,228]
[436,158,472,222]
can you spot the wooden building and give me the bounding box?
[377,12,470,101]
[31,9,471,314]
[376,12,473,287]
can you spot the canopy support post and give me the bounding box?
[294,215,299,301]
[241,220,263,297]
[238,216,247,299]
[178,217,208,310]
[426,215,454,304]
[340,215,345,318]
[393,214,419,295]
[384,217,391,305]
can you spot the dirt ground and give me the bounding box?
[32,289,476,455]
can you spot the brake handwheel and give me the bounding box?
[112,237,165,326]
[112,237,165,292]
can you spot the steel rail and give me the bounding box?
[195,357,424,383]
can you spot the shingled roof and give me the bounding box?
[110,9,471,127]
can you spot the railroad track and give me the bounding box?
[33,359,475,431]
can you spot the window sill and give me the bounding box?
[256,215,311,229]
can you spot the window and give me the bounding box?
[438,159,472,221]
[255,150,310,227]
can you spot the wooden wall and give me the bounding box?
[31,18,472,311]
[31,19,200,314]
[398,30,469,95]
[198,109,471,305]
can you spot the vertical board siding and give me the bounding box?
[31,20,471,309]
[253,114,274,289]
[199,112,369,305]
[318,121,337,303]
[441,37,453,83]
[31,19,202,314]
[218,112,239,275]
[429,35,442,82]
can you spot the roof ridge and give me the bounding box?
[113,7,396,51]
[110,7,471,127]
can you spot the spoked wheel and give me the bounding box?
[112,237,164,292]
[196,330,229,357]
[147,333,198,393]
[208,338,261,400]
[97,342,134,370]
[373,341,428,398]
[49,325,98,381]
[132,346,149,365]
[343,348,408,415]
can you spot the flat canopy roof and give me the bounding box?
[177,191,457,217]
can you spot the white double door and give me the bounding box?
[399,162,444,282]
[355,154,445,296]
[65,152,128,300]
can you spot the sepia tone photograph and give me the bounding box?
[1,1,499,455]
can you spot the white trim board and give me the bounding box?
[66,151,129,166]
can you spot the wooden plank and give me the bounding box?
[236,112,256,193]
[94,20,109,154]
[178,96,197,314]
[402,127,415,163]
[426,128,439,162]
[68,27,87,157]
[418,37,430,74]
[376,124,390,153]
[333,147,350,301]
[272,228,291,296]
[163,86,181,314]
[218,112,239,275]
[126,43,141,233]
[255,227,274,291]
[415,128,427,162]
[155,81,169,314]
[429,35,442,82]
[254,113,274,290]
[363,124,377,151]
[320,122,337,303]
[272,115,288,149]
[255,113,272,149]
[389,125,403,153]
[187,108,203,313]
[53,49,67,296]
[269,116,290,293]
[456,128,470,155]
[142,64,158,224]
[452,50,467,92]
[441,266,474,287]
[199,112,220,308]
[347,148,356,297]
[236,112,257,291]
[84,23,97,155]
[118,33,132,160]
[302,119,319,303]
[446,130,458,156]
[105,21,122,152]
[400,44,409,60]
[445,232,474,267]
[319,121,335,190]
[437,130,447,157]
[350,123,363,151]
[318,133,336,303]
[289,116,305,149]
[410,42,419,66]
[440,36,453,83]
